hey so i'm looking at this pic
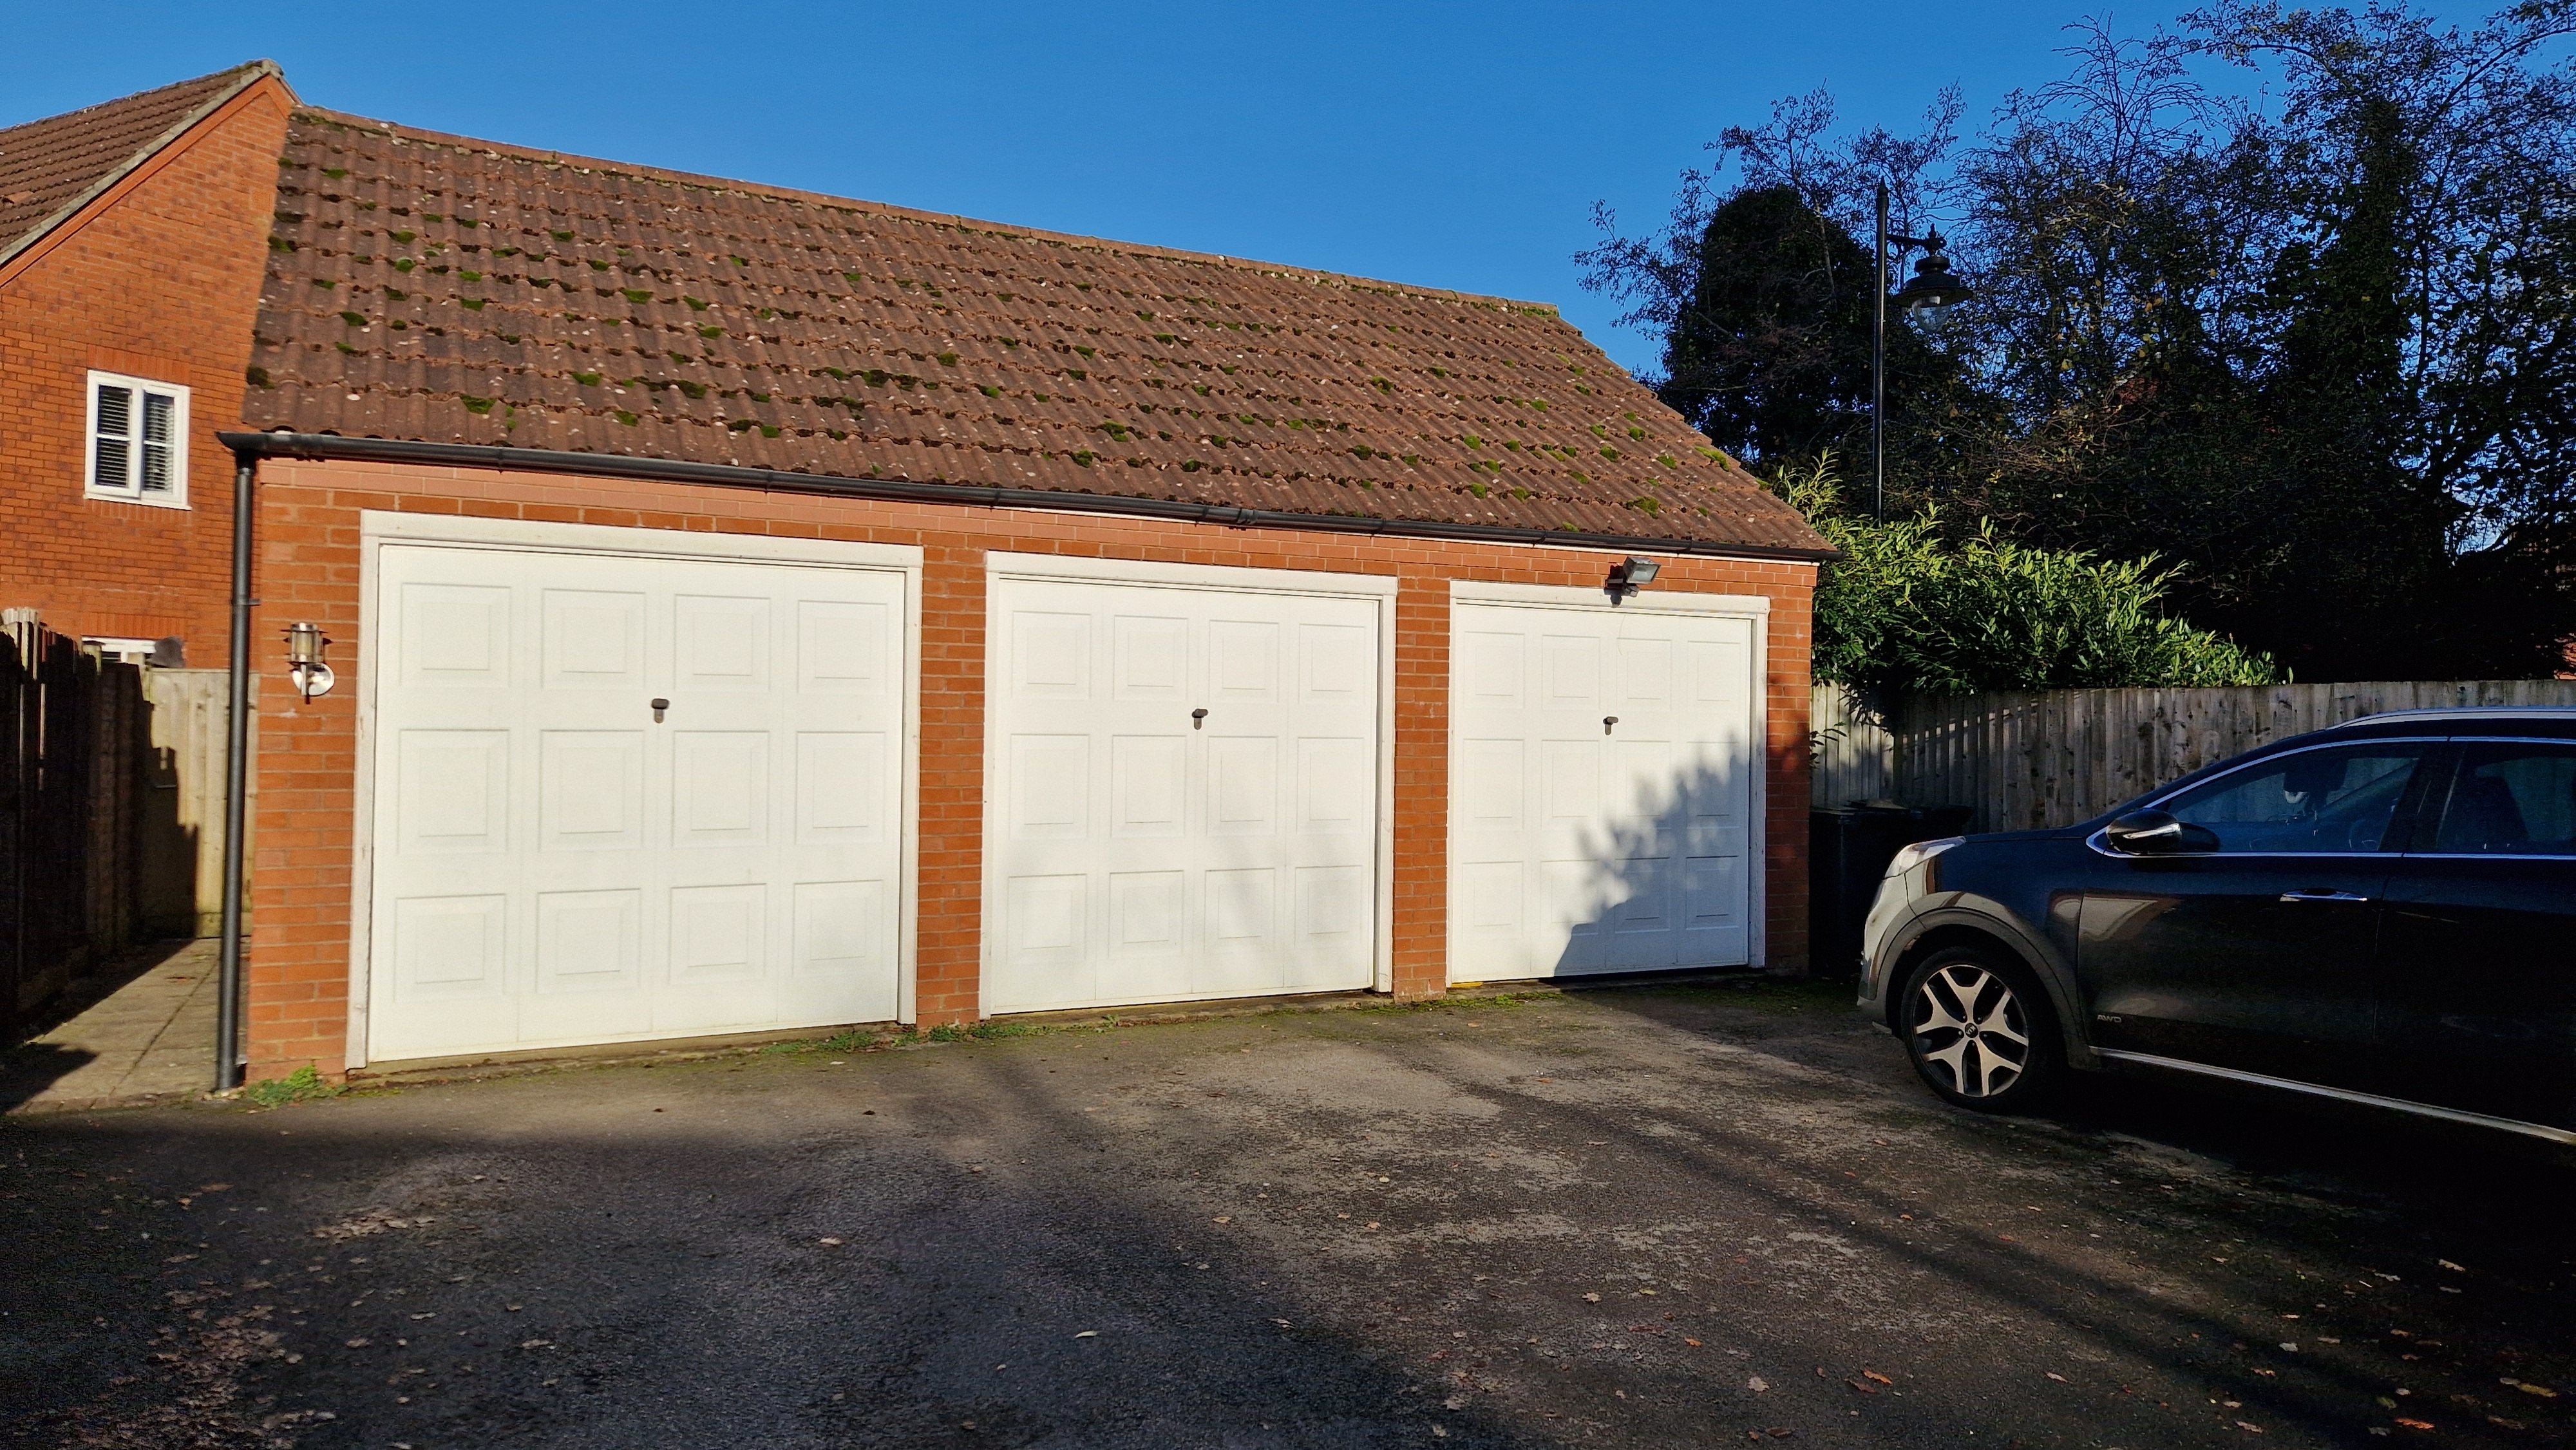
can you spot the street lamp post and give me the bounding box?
[1871,180,1975,519]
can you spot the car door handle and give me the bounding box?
[2279,889,2371,903]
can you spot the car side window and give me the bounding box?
[2161,746,2425,854]
[2429,743,2576,856]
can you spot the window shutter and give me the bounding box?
[95,382,134,492]
[139,390,175,493]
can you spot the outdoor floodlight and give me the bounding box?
[1607,556,1662,602]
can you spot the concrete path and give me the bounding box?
[1,937,216,1113]
[5,979,2573,1448]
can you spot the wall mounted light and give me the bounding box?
[1606,555,1662,602]
[283,620,334,701]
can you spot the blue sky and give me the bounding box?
[0,1,2504,372]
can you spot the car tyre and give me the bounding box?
[1899,946,2063,1113]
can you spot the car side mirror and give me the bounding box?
[2104,809,2219,856]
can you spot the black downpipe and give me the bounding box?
[214,450,256,1093]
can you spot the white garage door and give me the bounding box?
[987,569,1384,1013]
[365,539,908,1061]
[1450,594,1757,981]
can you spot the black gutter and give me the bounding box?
[214,449,256,1093]
[216,431,1840,564]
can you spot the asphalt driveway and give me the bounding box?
[5,979,2573,1448]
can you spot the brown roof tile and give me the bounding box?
[0,63,279,267]
[247,107,1827,555]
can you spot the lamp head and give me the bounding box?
[1894,238,1973,330]
[283,621,334,701]
[1607,556,1662,601]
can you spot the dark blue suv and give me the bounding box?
[1857,708,2576,1145]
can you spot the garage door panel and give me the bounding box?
[370,541,907,1060]
[790,879,889,981]
[672,594,772,692]
[672,731,770,847]
[1206,737,1280,835]
[1298,621,1370,701]
[1011,612,1092,695]
[1616,638,1672,703]
[668,884,765,984]
[1290,865,1372,983]
[537,731,642,851]
[1007,735,1090,838]
[541,589,645,690]
[793,732,885,842]
[1452,598,1756,984]
[1457,739,1524,831]
[797,600,891,694]
[1209,620,1280,699]
[1543,740,1600,821]
[390,894,507,1002]
[1113,614,1189,698]
[1108,871,1186,954]
[1110,735,1186,836]
[989,574,1380,1013]
[399,584,511,686]
[1460,631,1525,705]
[1542,636,1599,706]
[1296,738,1370,833]
[533,889,643,993]
[398,730,510,854]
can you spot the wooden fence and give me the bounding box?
[0,614,232,1037]
[1813,679,2576,833]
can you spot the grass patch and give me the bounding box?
[242,1065,341,1109]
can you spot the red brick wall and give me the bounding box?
[245,456,1815,1077]
[0,78,291,660]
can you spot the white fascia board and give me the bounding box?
[359,511,922,572]
[1447,579,1772,616]
[985,551,1399,599]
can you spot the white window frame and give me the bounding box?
[83,370,190,509]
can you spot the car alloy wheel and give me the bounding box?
[1910,961,2032,1100]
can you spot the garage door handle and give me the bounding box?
[2280,889,2369,903]
[1192,708,1208,730]
[1603,715,1618,735]
[651,697,669,723]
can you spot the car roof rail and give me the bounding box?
[2324,706,2576,728]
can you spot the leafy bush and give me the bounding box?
[1781,458,2280,694]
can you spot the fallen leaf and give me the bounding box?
[1685,1338,1704,1348]
[2237,1420,2264,1433]
[818,1237,843,1247]
[1582,1293,1600,1303]
[2396,1418,2435,1431]
[1847,1379,1878,1394]
[1748,1375,1768,1392]
[2438,1259,2465,1273]
[1074,1330,1097,1339]
[2514,1382,2560,1398]
[1213,1216,1232,1225]
[343,1338,369,1348]
[1862,1370,1894,1386]
[2046,1371,2070,1383]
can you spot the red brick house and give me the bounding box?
[1,64,1830,1082]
